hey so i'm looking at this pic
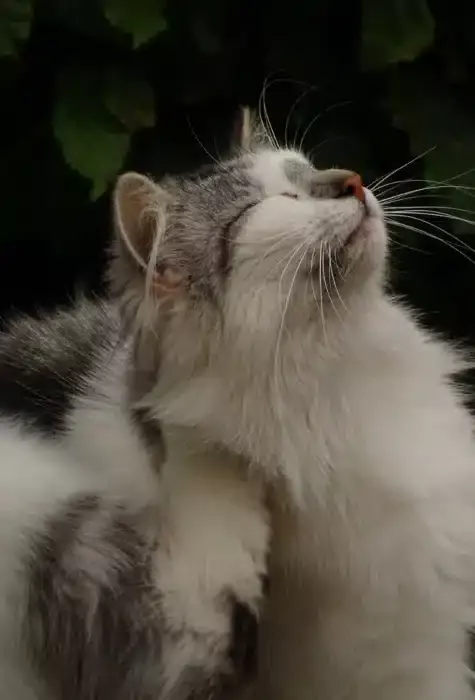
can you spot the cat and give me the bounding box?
[0,105,475,700]
[0,123,270,696]
[107,112,475,700]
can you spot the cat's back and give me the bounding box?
[0,298,121,435]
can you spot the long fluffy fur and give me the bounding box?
[0,301,269,699]
[0,109,474,700]
[111,141,475,699]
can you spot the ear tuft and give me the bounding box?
[232,105,273,153]
[232,106,259,152]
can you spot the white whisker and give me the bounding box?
[318,243,328,346]
[321,242,342,321]
[284,84,317,151]
[381,185,475,206]
[297,101,352,154]
[370,148,436,193]
[328,244,348,317]
[385,208,475,228]
[273,240,311,397]
[259,79,280,150]
[386,212,475,259]
[386,218,475,267]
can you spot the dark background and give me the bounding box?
[2,0,475,346]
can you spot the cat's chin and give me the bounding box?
[341,216,387,271]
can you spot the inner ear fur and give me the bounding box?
[113,171,169,270]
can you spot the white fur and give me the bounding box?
[153,431,268,694]
[0,421,100,699]
[134,149,475,699]
[1,143,474,699]
[0,357,268,697]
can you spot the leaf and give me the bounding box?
[361,0,435,71]
[53,69,130,199]
[388,67,475,234]
[0,0,34,57]
[102,66,155,130]
[103,0,167,48]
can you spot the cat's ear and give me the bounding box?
[110,172,184,303]
[231,105,265,152]
[113,172,165,269]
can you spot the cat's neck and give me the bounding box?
[145,293,461,503]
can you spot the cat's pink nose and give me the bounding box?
[342,174,365,204]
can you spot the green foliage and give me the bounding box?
[0,0,34,57]
[102,66,156,131]
[2,0,475,235]
[37,0,165,195]
[53,66,155,198]
[361,0,435,70]
[103,0,167,47]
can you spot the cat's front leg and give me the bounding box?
[24,450,268,700]
[155,446,270,699]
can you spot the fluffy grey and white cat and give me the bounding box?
[0,108,475,700]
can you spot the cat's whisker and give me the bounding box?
[321,242,343,322]
[297,101,351,154]
[186,119,234,175]
[308,136,347,163]
[378,191,448,205]
[273,240,311,397]
[375,168,475,196]
[381,185,475,206]
[242,230,301,285]
[389,237,431,255]
[385,210,475,259]
[259,79,280,150]
[318,242,328,346]
[377,180,475,211]
[328,245,348,317]
[385,205,475,216]
[284,83,317,151]
[386,218,475,267]
[309,246,319,307]
[369,148,436,193]
[385,209,475,230]
[276,239,309,302]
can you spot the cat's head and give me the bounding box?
[109,107,387,443]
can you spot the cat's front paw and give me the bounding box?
[157,552,269,700]
[155,452,270,698]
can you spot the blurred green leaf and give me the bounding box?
[53,68,130,199]
[361,0,435,70]
[103,66,155,130]
[0,0,34,57]
[103,0,167,48]
[388,67,475,233]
